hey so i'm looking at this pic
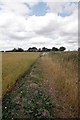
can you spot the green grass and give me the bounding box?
[2,52,40,96]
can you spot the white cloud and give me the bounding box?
[0,0,40,16]
[0,1,78,51]
[42,1,78,16]
[42,0,79,2]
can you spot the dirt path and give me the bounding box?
[2,55,55,119]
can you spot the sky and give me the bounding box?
[0,0,79,51]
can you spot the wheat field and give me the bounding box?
[2,52,40,96]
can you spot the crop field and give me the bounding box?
[2,51,79,119]
[2,52,40,96]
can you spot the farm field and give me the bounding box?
[2,51,79,119]
[2,52,40,96]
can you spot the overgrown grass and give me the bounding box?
[2,52,40,96]
[39,51,78,118]
[0,52,2,97]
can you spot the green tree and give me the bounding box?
[59,47,66,51]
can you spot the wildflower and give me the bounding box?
[20,91,23,94]
[34,90,38,96]
[5,106,7,109]
[51,87,52,90]
[46,80,49,83]
[41,109,50,118]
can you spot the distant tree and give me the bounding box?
[27,48,32,52]
[12,48,17,52]
[1,51,4,52]
[11,48,24,52]
[52,47,58,51]
[38,48,42,52]
[27,47,37,52]
[59,47,66,51]
[17,48,24,52]
[42,47,48,52]
[32,47,37,52]
[47,48,51,52]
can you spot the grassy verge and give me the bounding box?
[39,51,78,118]
[0,52,2,97]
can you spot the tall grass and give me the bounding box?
[0,52,2,97]
[39,51,78,118]
[2,52,40,96]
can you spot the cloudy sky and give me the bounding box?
[0,0,79,51]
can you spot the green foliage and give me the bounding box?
[59,46,66,51]
[2,62,55,119]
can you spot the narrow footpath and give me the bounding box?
[2,53,55,120]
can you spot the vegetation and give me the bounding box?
[52,47,59,51]
[2,56,55,119]
[39,51,78,118]
[59,46,66,51]
[2,46,66,52]
[2,52,40,96]
[2,51,79,119]
[0,52,2,97]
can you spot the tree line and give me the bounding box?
[2,46,66,52]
